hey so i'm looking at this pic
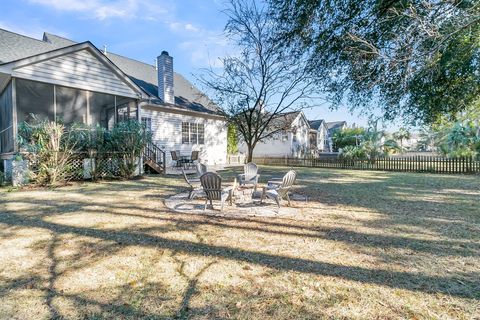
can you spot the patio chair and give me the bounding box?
[237,162,260,191]
[196,162,207,178]
[261,170,297,209]
[185,150,199,169]
[170,151,183,168]
[200,172,233,212]
[182,168,203,199]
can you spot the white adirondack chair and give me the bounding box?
[261,170,297,209]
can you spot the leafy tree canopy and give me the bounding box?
[269,0,480,124]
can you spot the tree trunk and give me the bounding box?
[247,144,255,163]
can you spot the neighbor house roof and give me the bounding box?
[308,119,325,130]
[326,121,347,132]
[0,28,219,116]
[278,111,301,127]
[268,110,313,131]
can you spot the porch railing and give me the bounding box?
[143,141,166,173]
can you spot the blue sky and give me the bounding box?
[0,0,395,129]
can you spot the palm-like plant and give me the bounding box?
[393,128,411,151]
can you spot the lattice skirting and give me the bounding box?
[14,154,137,182]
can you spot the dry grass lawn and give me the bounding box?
[0,167,479,319]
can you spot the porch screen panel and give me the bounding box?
[55,85,87,124]
[0,82,13,153]
[88,91,115,129]
[116,96,138,122]
[16,78,54,123]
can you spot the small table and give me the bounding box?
[179,156,192,169]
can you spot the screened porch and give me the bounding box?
[0,78,140,155]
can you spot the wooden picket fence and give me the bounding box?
[252,155,480,174]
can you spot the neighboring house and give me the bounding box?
[0,29,227,171]
[308,119,328,153]
[326,121,348,152]
[239,111,311,158]
[400,133,420,151]
[326,121,348,136]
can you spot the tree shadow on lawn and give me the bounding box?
[0,210,478,300]
[241,166,480,240]
[4,194,478,259]
[1,168,479,319]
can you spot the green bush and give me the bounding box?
[227,123,238,154]
[332,128,364,151]
[108,120,151,178]
[17,117,77,186]
[435,121,480,158]
[17,115,151,185]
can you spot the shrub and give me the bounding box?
[17,117,77,186]
[340,145,366,160]
[69,123,109,180]
[332,128,365,151]
[227,123,238,154]
[17,116,151,184]
[108,120,151,178]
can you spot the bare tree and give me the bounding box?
[199,0,316,162]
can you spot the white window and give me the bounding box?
[182,122,205,144]
[190,123,198,144]
[182,122,190,144]
[141,117,152,132]
[198,123,205,144]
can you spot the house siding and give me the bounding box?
[12,49,138,98]
[316,124,328,152]
[239,112,311,157]
[142,106,227,166]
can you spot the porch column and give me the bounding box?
[11,78,17,153]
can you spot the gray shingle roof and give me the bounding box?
[268,111,301,130]
[326,121,347,134]
[0,29,219,115]
[308,119,325,130]
[43,33,218,115]
[0,28,57,63]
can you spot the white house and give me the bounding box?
[326,121,348,152]
[308,119,328,153]
[0,29,228,172]
[239,111,311,158]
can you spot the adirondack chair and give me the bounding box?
[237,162,260,190]
[182,168,203,199]
[261,170,297,209]
[200,172,234,211]
[196,162,207,178]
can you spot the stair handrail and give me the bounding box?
[143,141,166,174]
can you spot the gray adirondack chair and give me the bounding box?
[200,172,233,211]
[182,168,203,199]
[261,170,297,209]
[237,162,259,190]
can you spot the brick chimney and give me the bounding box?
[157,51,174,104]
